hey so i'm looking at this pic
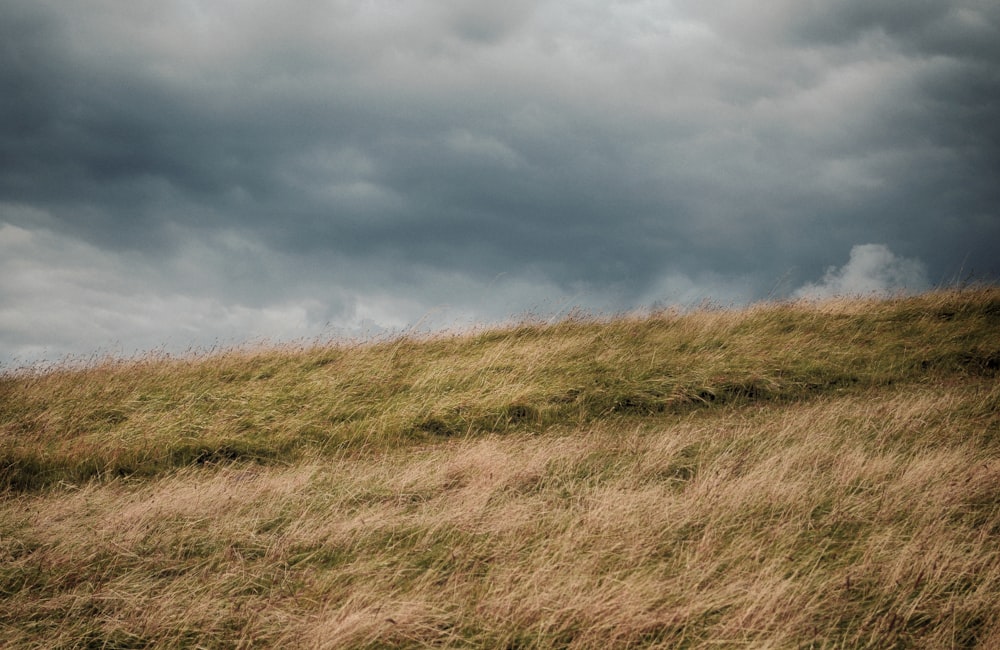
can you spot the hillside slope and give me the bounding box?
[2,287,999,648]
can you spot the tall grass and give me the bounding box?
[1,287,999,647]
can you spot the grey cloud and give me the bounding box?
[791,0,1000,63]
[1,0,997,366]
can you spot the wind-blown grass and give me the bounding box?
[1,287,999,647]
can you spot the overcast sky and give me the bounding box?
[2,0,998,367]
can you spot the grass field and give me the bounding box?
[2,287,999,648]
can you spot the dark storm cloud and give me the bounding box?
[1,0,998,365]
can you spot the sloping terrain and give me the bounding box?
[2,287,999,648]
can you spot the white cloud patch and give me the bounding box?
[0,221,608,368]
[0,223,333,367]
[794,243,930,299]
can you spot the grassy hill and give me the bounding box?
[2,287,999,648]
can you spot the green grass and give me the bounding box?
[1,286,999,648]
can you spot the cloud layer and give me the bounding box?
[2,0,998,366]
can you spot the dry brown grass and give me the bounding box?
[2,287,999,647]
